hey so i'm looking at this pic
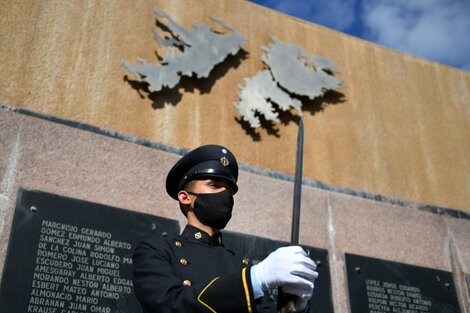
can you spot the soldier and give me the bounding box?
[133,144,317,313]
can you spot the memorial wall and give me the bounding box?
[0,0,469,312]
[0,0,469,212]
[0,104,469,312]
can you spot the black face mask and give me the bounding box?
[188,189,234,229]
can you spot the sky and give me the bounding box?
[249,0,470,72]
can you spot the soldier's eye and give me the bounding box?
[210,182,222,189]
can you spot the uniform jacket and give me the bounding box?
[133,225,275,313]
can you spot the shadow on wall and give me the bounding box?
[123,48,249,109]
[235,89,346,141]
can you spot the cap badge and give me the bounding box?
[220,156,229,167]
[194,232,202,240]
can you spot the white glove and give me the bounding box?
[253,246,318,293]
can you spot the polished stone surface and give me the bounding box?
[0,108,469,313]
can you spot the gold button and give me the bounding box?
[175,241,182,248]
[183,279,192,287]
[242,258,249,266]
[194,232,202,240]
[180,258,188,266]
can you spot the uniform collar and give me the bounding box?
[181,225,224,246]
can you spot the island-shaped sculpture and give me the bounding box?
[235,35,342,128]
[122,8,246,93]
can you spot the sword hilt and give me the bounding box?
[277,290,297,313]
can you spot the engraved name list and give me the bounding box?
[28,219,133,313]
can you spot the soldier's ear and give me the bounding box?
[178,190,191,205]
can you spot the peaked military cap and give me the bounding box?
[166,145,239,199]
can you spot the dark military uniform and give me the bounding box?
[133,145,275,312]
[133,225,275,313]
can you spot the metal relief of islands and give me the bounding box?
[122,8,343,131]
[121,7,246,93]
[234,34,342,128]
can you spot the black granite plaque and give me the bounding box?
[223,231,333,313]
[0,188,180,313]
[345,253,461,313]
